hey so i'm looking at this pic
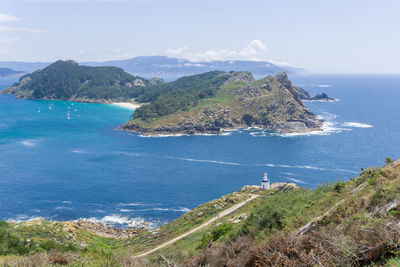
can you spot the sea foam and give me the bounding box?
[342,122,373,128]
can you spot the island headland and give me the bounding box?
[2,60,324,135]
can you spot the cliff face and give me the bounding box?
[123,72,322,135]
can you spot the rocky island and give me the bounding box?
[294,86,335,101]
[123,72,323,135]
[2,60,323,135]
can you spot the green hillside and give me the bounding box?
[2,159,400,266]
[123,72,322,135]
[1,60,149,103]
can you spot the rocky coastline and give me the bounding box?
[122,117,323,137]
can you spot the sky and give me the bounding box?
[0,0,400,73]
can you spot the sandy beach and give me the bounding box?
[112,102,142,110]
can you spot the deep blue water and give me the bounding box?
[1,74,399,227]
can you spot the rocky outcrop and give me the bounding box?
[310,93,335,101]
[294,86,335,101]
[72,220,146,238]
[149,78,165,85]
[133,79,145,87]
[223,71,255,85]
[293,86,310,99]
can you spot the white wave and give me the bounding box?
[7,215,44,223]
[95,209,106,213]
[154,207,190,212]
[140,133,189,138]
[101,215,130,224]
[120,207,191,213]
[153,208,169,211]
[164,156,242,166]
[163,154,358,174]
[286,177,308,184]
[55,206,73,210]
[118,202,156,207]
[62,200,72,204]
[71,149,86,153]
[342,122,373,128]
[176,208,191,212]
[30,209,41,213]
[271,112,349,138]
[140,132,231,138]
[273,122,347,137]
[119,209,134,212]
[20,140,35,147]
[303,98,339,103]
[296,84,334,88]
[81,215,155,228]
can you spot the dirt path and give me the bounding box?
[132,194,259,259]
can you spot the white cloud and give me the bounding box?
[267,59,292,67]
[238,40,267,57]
[0,26,45,33]
[0,13,21,22]
[165,40,269,62]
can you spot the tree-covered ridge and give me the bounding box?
[5,60,150,102]
[3,60,233,111]
[134,71,231,120]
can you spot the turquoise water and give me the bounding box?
[1,75,400,227]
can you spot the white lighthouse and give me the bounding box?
[260,172,270,190]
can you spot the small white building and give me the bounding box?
[260,172,270,190]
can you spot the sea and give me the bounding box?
[1,74,399,227]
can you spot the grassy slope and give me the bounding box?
[0,191,251,266]
[125,79,267,130]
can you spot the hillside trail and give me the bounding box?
[132,194,260,259]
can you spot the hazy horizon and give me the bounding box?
[1,0,400,74]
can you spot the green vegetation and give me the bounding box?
[124,72,321,135]
[2,159,400,266]
[3,61,321,135]
[3,60,149,102]
[133,71,230,121]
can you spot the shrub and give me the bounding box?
[386,157,394,165]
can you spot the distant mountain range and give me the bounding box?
[0,67,25,78]
[0,56,306,80]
